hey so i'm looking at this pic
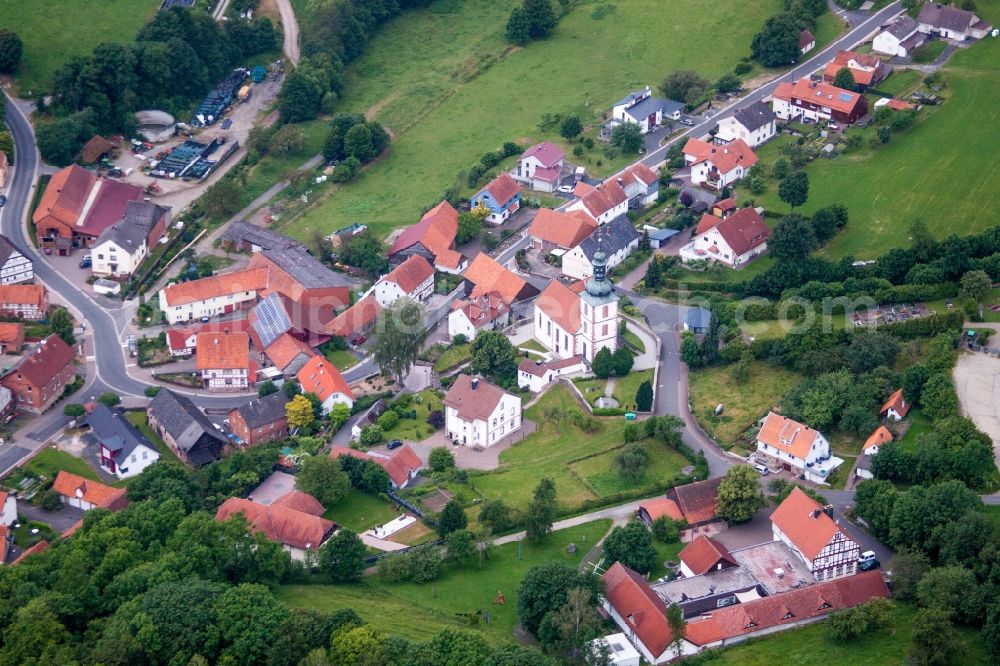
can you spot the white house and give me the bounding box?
[0,491,16,527]
[880,388,910,422]
[0,236,34,285]
[91,201,169,278]
[447,292,510,341]
[296,356,354,414]
[610,86,684,134]
[567,180,629,225]
[88,404,161,480]
[771,487,861,581]
[589,634,641,666]
[52,471,127,512]
[873,16,925,57]
[443,374,522,447]
[755,412,844,485]
[679,205,770,268]
[917,2,992,41]
[158,268,266,324]
[715,100,776,148]
[513,141,565,193]
[682,138,758,190]
[863,425,893,457]
[800,29,815,54]
[536,251,619,362]
[371,255,434,308]
[562,217,640,280]
[517,356,587,392]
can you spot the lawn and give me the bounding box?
[706,602,992,665]
[0,0,160,94]
[926,286,1000,322]
[911,39,949,64]
[277,520,612,642]
[323,348,359,371]
[517,339,548,353]
[569,439,688,496]
[688,361,801,446]
[324,488,401,533]
[622,328,645,354]
[876,68,923,97]
[433,343,471,373]
[896,409,933,453]
[19,448,101,484]
[755,37,1000,259]
[282,0,784,240]
[379,389,444,442]
[612,369,654,411]
[126,411,185,467]
[11,520,58,548]
[647,538,685,581]
[472,386,683,509]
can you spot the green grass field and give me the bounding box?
[324,488,401,533]
[911,40,949,64]
[570,439,687,496]
[277,519,612,642]
[612,369,654,410]
[282,0,784,240]
[433,344,471,373]
[754,35,1000,259]
[688,361,801,446]
[876,68,923,97]
[20,448,102,484]
[896,409,933,453]
[472,386,687,509]
[0,1,160,94]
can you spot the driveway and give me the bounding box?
[953,351,1000,469]
[16,502,86,534]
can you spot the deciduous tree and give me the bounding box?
[602,520,658,573]
[960,269,991,302]
[659,70,711,106]
[0,29,22,74]
[615,442,650,483]
[752,13,803,67]
[833,66,857,91]
[778,171,810,210]
[516,562,600,635]
[560,115,583,139]
[286,394,315,432]
[716,465,766,524]
[438,500,468,536]
[320,529,367,582]
[525,477,557,543]
[373,298,427,383]
[429,447,455,472]
[469,330,518,381]
[610,122,643,154]
[50,306,75,345]
[908,607,959,666]
[296,456,350,508]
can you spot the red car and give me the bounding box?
[351,336,367,346]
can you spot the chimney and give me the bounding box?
[616,177,624,188]
[824,505,834,518]
[471,377,479,390]
[810,509,822,519]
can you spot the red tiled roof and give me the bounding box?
[9,335,75,390]
[329,445,371,462]
[452,291,509,329]
[383,444,423,487]
[0,525,7,563]
[81,135,114,164]
[167,327,197,353]
[264,333,315,371]
[823,61,877,87]
[0,322,24,344]
[678,535,738,576]
[389,200,459,258]
[758,412,820,461]
[772,78,866,115]
[621,162,658,187]
[683,138,759,174]
[864,425,893,452]
[602,562,674,656]
[52,471,127,510]
[574,181,595,197]
[272,490,326,516]
[327,294,381,338]
[880,388,910,418]
[33,165,96,227]
[520,141,565,168]
[443,374,511,422]
[0,284,46,309]
[639,496,684,522]
[12,539,50,565]
[771,487,850,561]
[480,172,521,205]
[382,255,434,294]
[216,496,335,551]
[579,180,628,218]
[529,209,597,248]
[195,331,250,371]
[535,279,581,334]
[885,98,916,111]
[666,476,722,524]
[800,29,815,48]
[712,207,770,257]
[464,253,530,304]
[162,267,269,307]
[296,356,354,403]
[78,178,145,237]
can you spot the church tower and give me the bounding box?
[578,250,618,362]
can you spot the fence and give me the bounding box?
[363,537,445,564]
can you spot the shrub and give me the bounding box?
[429,447,455,472]
[651,515,681,543]
[377,410,399,431]
[359,425,383,446]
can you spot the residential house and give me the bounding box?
[800,29,816,54]
[678,535,739,578]
[682,138,758,190]
[448,291,510,341]
[0,335,77,414]
[227,391,291,446]
[513,141,565,192]
[618,164,660,208]
[216,491,336,561]
[863,424,893,456]
[147,389,227,466]
[822,50,891,90]
[684,307,713,334]
[0,491,16,527]
[87,404,160,480]
[296,356,354,413]
[771,79,869,124]
[756,412,843,484]
[0,323,24,354]
[471,173,521,225]
[159,267,269,324]
[0,235,34,285]
[0,284,48,320]
[637,496,684,528]
[444,374,522,447]
[388,200,466,273]
[246,291,331,354]
[51,471,127,512]
[873,16,926,57]
[263,333,315,377]
[680,205,770,268]
[588,634,641,666]
[536,251,619,362]
[610,86,684,133]
[562,217,641,280]
[219,220,299,253]
[567,179,629,224]
[663,476,724,539]
[714,100,777,148]
[880,388,910,422]
[33,164,145,254]
[771,487,861,580]
[516,356,587,392]
[195,331,254,390]
[528,209,597,253]
[91,201,170,278]
[0,386,13,424]
[372,255,434,308]
[326,294,381,343]
[330,444,426,489]
[917,2,992,41]
[462,253,539,304]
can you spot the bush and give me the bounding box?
[359,425,383,446]
[429,447,455,472]
[63,403,85,418]
[376,410,399,431]
[38,490,63,511]
[826,598,894,642]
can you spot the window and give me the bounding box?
[131,455,137,463]
[492,418,497,426]
[602,324,608,336]
[602,305,609,317]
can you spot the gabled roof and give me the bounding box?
[576,217,641,261]
[683,138,759,173]
[666,476,722,524]
[381,255,434,294]
[232,391,291,430]
[383,444,424,487]
[772,79,865,115]
[33,164,96,227]
[216,495,335,551]
[758,412,820,460]
[86,404,158,464]
[529,209,598,249]
[12,539,50,565]
[264,333,315,371]
[477,172,521,206]
[296,356,354,403]
[678,535,738,576]
[638,496,684,522]
[771,487,852,561]
[685,307,713,330]
[272,490,326,516]
[195,331,250,371]
[451,291,509,329]
[444,374,512,422]
[918,2,978,32]
[0,234,30,268]
[536,279,581,334]
[80,135,114,164]
[147,389,227,461]
[7,335,74,389]
[864,425,893,452]
[256,244,353,291]
[389,200,459,259]
[161,267,269,307]
[602,562,674,657]
[52,471,127,510]
[698,207,770,257]
[799,29,815,48]
[327,294,381,338]
[463,253,534,304]
[578,180,628,219]
[732,100,776,133]
[880,388,910,418]
[0,323,24,345]
[0,284,46,309]
[885,15,920,39]
[220,220,299,251]
[520,141,565,168]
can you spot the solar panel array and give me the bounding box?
[253,293,292,349]
[160,0,196,9]
[838,92,854,102]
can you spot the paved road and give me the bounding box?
[275,0,302,67]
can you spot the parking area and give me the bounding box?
[851,301,928,327]
[247,471,298,506]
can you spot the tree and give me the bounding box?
[438,500,468,536]
[778,171,809,210]
[525,477,557,543]
[340,230,389,278]
[343,123,374,163]
[612,346,634,377]
[50,307,75,345]
[651,515,680,543]
[961,269,991,302]
[715,72,742,94]
[540,587,604,655]
[615,442,650,483]
[516,562,600,635]
[329,625,387,666]
[359,424,383,447]
[667,603,687,658]
[479,499,515,533]
[916,566,983,625]
[330,403,351,430]
[63,403,85,418]
[921,373,958,421]
[833,66,857,91]
[592,346,614,378]
[768,213,818,261]
[213,583,290,666]
[659,70,711,106]
[716,465,766,524]
[286,394,315,432]
[258,380,278,397]
[469,330,519,381]
[429,447,455,472]
[680,332,701,367]
[505,6,530,43]
[610,122,643,154]
[751,13,803,66]
[279,69,324,122]
[445,529,476,563]
[603,520,658,573]
[456,211,483,245]
[908,607,959,666]
[373,298,427,383]
[320,529,367,582]
[296,456,350,507]
[427,410,445,430]
[826,598,894,641]
[560,115,583,139]
[888,549,931,602]
[523,0,558,39]
[268,124,305,155]
[0,29,22,74]
[97,392,121,408]
[854,479,898,541]
[635,380,653,411]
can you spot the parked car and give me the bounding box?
[0,195,6,207]
[557,184,574,194]
[387,439,403,450]
[679,118,695,127]
[754,463,770,476]
[858,551,880,571]
[79,255,92,269]
[351,335,367,346]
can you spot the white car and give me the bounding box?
[679,119,695,127]
[754,463,770,475]
[557,185,574,194]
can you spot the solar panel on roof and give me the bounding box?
[838,92,853,102]
[253,294,292,348]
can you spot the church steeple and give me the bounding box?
[585,250,613,299]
